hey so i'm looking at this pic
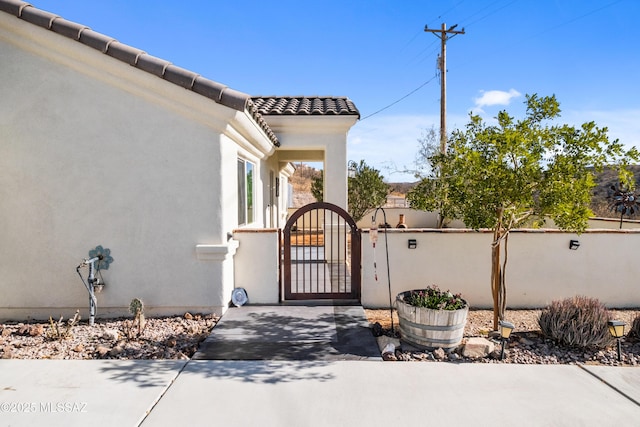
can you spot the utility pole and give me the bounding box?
[424,23,465,153]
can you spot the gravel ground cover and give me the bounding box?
[0,312,218,360]
[365,308,640,366]
[2,308,639,365]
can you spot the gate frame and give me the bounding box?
[281,202,361,301]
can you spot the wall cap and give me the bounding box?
[195,240,239,261]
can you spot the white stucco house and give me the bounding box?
[0,0,360,320]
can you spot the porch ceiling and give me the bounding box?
[277,150,324,162]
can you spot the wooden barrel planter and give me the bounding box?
[396,291,469,350]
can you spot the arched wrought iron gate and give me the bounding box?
[282,202,361,300]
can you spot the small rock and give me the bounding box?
[29,324,44,337]
[96,345,110,357]
[73,344,84,353]
[1,346,13,359]
[184,312,193,320]
[396,351,412,361]
[166,337,177,347]
[382,351,397,361]
[376,335,401,353]
[17,325,29,335]
[382,342,395,357]
[102,329,119,341]
[433,348,446,360]
[1,328,11,337]
[463,337,495,359]
[109,346,123,357]
[448,352,460,362]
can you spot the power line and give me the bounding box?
[457,0,516,29]
[359,75,439,121]
[427,0,466,28]
[529,0,624,37]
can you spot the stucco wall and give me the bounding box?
[227,227,640,309]
[361,229,640,309]
[0,16,267,319]
[232,229,280,304]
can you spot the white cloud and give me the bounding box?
[473,89,521,110]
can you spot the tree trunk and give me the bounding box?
[491,206,508,331]
[500,232,508,319]
[491,227,501,330]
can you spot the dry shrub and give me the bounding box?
[538,296,613,349]
[630,314,640,338]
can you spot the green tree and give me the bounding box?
[408,94,638,329]
[406,126,454,228]
[348,160,388,222]
[311,174,323,202]
[311,160,388,222]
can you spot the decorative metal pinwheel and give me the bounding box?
[608,185,640,229]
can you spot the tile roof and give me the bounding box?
[252,97,360,117]
[0,0,280,146]
[0,0,360,146]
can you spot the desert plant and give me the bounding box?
[538,296,613,348]
[630,314,640,338]
[403,285,467,311]
[46,310,80,340]
[124,298,146,340]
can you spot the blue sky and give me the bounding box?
[33,0,640,181]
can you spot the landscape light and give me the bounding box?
[608,320,626,361]
[499,320,515,360]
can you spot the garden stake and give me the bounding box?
[372,207,393,333]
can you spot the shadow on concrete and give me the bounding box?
[192,305,380,361]
[97,360,186,388]
[97,306,379,387]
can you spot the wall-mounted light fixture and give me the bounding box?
[408,239,417,249]
[608,320,626,361]
[569,239,580,250]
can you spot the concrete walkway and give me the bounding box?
[1,305,640,426]
[192,305,381,361]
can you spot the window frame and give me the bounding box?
[237,158,255,226]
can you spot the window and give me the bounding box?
[237,158,254,225]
